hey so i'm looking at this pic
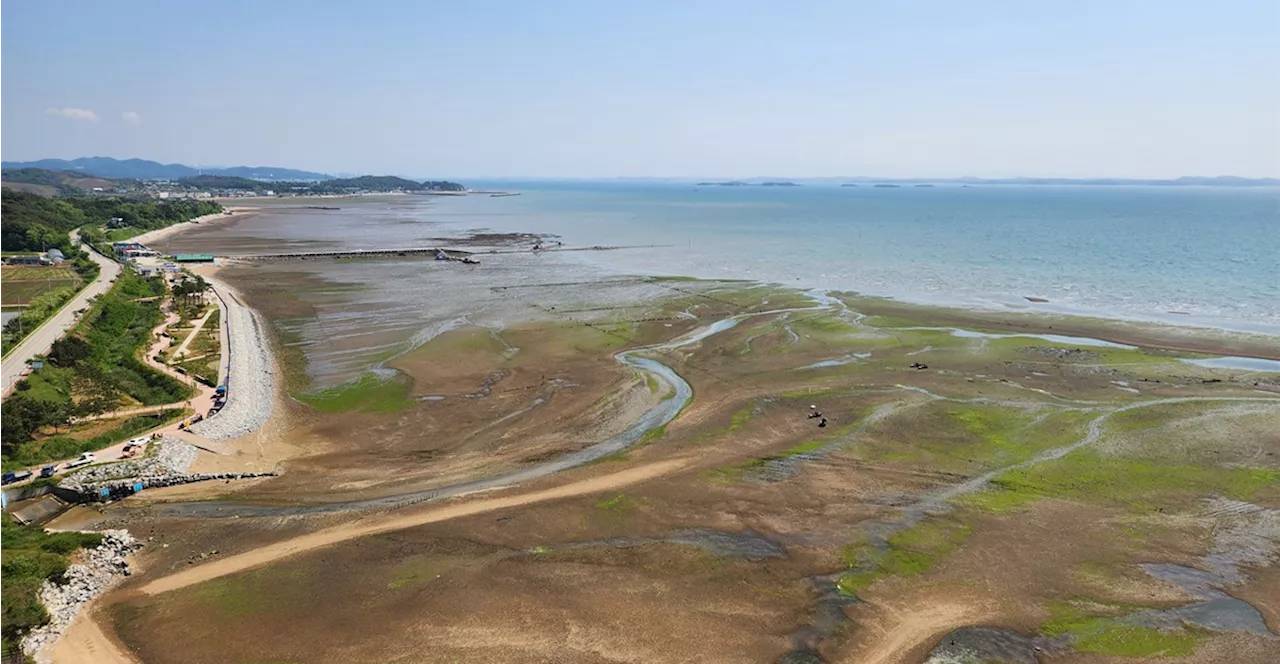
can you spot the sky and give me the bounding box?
[3,1,1278,179]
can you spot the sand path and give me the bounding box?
[50,607,139,664]
[838,592,997,664]
[139,456,691,595]
[56,457,691,663]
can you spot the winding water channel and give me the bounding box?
[159,302,826,518]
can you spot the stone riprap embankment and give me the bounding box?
[60,437,197,492]
[20,530,143,663]
[190,285,274,440]
[61,437,275,497]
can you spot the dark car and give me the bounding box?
[2,470,32,485]
[40,465,58,478]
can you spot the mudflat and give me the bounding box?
[69,233,1280,664]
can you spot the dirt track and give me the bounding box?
[51,607,139,664]
[837,591,997,664]
[57,457,694,663]
[138,456,692,595]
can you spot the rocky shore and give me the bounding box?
[191,282,274,440]
[20,530,143,663]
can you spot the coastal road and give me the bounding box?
[1,234,122,398]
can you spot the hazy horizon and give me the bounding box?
[4,1,1278,179]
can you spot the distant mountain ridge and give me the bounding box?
[0,157,332,181]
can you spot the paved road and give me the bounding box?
[1,234,121,398]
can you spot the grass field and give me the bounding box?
[0,265,81,305]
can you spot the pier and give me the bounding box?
[229,244,672,261]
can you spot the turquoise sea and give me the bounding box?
[430,182,1280,335]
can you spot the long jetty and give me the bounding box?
[229,244,672,261]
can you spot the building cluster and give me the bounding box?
[2,248,66,266]
[110,241,214,277]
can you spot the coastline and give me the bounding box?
[130,206,257,248]
[47,210,1280,664]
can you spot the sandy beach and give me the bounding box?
[129,206,257,248]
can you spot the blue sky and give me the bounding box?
[3,1,1278,178]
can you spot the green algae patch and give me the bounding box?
[728,403,755,431]
[193,567,309,617]
[296,372,415,413]
[595,494,637,515]
[954,487,1040,514]
[859,403,1095,474]
[1042,601,1203,657]
[837,518,971,595]
[991,450,1278,510]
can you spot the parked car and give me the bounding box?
[2,470,33,485]
[66,452,96,469]
[40,465,58,478]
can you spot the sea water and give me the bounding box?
[432,182,1280,335]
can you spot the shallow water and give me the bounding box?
[447,182,1280,335]
[1180,356,1280,372]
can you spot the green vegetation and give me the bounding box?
[3,271,191,466]
[989,449,1277,511]
[1,246,100,356]
[3,409,187,470]
[595,494,635,513]
[292,176,465,194]
[837,518,971,595]
[178,175,263,190]
[1,188,220,252]
[954,487,1040,514]
[1,513,103,652]
[0,266,82,305]
[194,570,287,617]
[1041,601,1203,657]
[296,372,415,413]
[858,404,1095,473]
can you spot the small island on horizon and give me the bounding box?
[695,180,801,187]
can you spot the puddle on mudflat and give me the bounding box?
[581,528,785,562]
[925,626,1069,664]
[778,574,860,663]
[1135,564,1274,636]
[798,353,871,370]
[1180,356,1280,372]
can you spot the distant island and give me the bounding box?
[873,184,901,188]
[695,180,800,187]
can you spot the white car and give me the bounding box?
[66,452,96,469]
[128,436,150,446]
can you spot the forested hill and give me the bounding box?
[0,189,221,251]
[301,177,467,193]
